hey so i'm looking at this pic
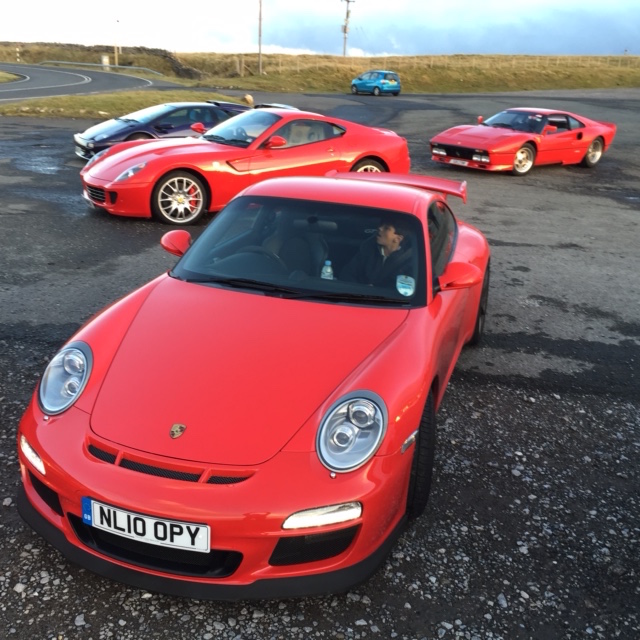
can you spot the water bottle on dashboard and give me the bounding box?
[320,260,334,280]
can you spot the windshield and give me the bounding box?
[484,110,546,134]
[120,104,174,124]
[172,195,426,307]
[202,110,281,147]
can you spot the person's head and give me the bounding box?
[376,215,410,256]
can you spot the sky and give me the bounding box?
[2,0,639,57]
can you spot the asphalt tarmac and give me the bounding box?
[0,86,638,639]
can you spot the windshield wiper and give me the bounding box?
[290,291,409,305]
[183,275,301,295]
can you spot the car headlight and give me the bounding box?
[317,391,387,473]
[38,341,92,415]
[84,148,108,168]
[115,163,147,182]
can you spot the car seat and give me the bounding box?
[263,218,329,276]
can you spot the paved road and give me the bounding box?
[0,83,638,639]
[0,62,180,103]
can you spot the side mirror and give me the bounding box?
[161,230,192,257]
[542,124,557,135]
[264,135,287,149]
[477,115,483,124]
[437,262,482,291]
[190,122,207,134]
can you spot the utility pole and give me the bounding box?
[114,19,119,67]
[342,0,355,57]
[258,0,263,75]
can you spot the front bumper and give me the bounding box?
[18,485,406,600]
[81,175,153,219]
[17,405,412,600]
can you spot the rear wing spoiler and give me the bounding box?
[325,171,467,203]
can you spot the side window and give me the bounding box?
[200,108,222,126]
[428,201,457,278]
[274,119,337,147]
[568,116,585,130]
[548,115,569,132]
[162,108,190,125]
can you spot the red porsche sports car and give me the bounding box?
[430,108,616,176]
[17,172,490,600]
[80,107,411,225]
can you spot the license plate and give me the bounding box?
[81,498,210,553]
[449,158,469,166]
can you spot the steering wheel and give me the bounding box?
[239,246,288,271]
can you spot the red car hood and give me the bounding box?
[433,125,525,147]
[90,277,408,465]
[84,137,243,180]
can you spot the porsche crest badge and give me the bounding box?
[170,423,187,439]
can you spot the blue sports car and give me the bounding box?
[350,70,401,96]
[73,101,250,160]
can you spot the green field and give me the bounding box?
[1,42,639,119]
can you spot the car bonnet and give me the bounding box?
[84,137,238,179]
[435,125,524,146]
[89,277,409,466]
[79,118,133,140]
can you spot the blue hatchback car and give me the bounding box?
[350,70,401,96]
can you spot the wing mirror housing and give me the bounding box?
[161,230,192,257]
[477,115,484,124]
[264,135,287,149]
[436,261,483,292]
[190,122,207,134]
[542,124,557,135]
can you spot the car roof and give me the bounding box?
[161,101,245,108]
[237,175,461,216]
[506,107,566,115]
[256,107,325,119]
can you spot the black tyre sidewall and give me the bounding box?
[406,391,437,520]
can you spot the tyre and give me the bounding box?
[351,85,358,95]
[126,133,153,141]
[406,391,437,520]
[351,158,386,173]
[392,91,400,96]
[511,143,536,175]
[582,137,604,167]
[373,86,381,96]
[467,260,490,346]
[151,171,207,225]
